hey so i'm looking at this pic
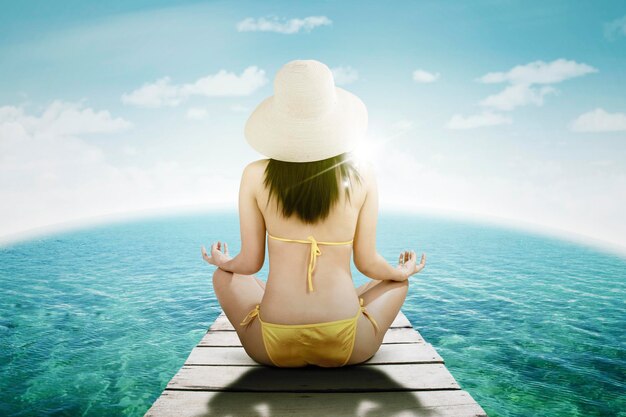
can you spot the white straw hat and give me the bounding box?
[244,59,368,162]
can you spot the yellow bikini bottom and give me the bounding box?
[239,297,380,367]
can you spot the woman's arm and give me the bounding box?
[218,161,266,275]
[353,162,408,281]
[358,252,408,281]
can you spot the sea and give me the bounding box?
[0,210,624,417]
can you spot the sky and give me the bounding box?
[1,0,625,256]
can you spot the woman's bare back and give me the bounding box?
[249,158,368,324]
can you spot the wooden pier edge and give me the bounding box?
[144,309,488,417]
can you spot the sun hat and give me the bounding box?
[244,59,368,162]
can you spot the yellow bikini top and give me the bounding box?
[267,233,354,292]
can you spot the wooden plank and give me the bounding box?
[198,326,425,347]
[210,309,413,331]
[166,363,460,392]
[382,327,426,344]
[145,305,488,417]
[363,343,442,365]
[145,389,487,417]
[185,343,443,366]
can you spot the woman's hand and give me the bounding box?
[396,250,426,280]
[201,241,232,267]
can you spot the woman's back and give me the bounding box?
[206,59,423,367]
[250,158,369,324]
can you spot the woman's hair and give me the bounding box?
[262,152,363,224]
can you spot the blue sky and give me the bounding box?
[1,0,625,255]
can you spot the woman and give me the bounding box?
[202,59,426,367]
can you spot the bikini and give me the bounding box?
[239,233,380,367]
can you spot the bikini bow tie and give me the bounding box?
[306,235,322,292]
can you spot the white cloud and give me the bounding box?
[570,108,626,132]
[236,15,332,34]
[476,59,597,85]
[120,77,183,108]
[186,107,208,120]
[0,100,238,242]
[331,66,359,85]
[412,69,440,83]
[180,67,268,97]
[446,111,512,129]
[472,59,596,113]
[0,100,132,136]
[604,15,626,40]
[449,60,593,128]
[121,66,268,108]
[479,84,556,111]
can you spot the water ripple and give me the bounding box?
[0,211,624,417]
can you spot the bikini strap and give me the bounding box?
[268,234,310,244]
[239,304,260,327]
[268,233,353,246]
[268,233,353,293]
[305,235,321,292]
[359,297,380,335]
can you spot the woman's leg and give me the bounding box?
[252,275,266,290]
[212,269,272,365]
[347,278,409,365]
[355,279,384,296]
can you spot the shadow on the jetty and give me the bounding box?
[192,365,439,417]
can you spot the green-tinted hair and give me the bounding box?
[263,152,363,224]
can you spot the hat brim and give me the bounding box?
[244,87,368,162]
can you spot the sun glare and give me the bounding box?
[350,138,379,168]
[349,124,414,170]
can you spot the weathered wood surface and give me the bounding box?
[145,390,487,417]
[144,309,488,417]
[186,343,442,366]
[167,363,459,391]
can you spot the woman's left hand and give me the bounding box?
[201,241,232,267]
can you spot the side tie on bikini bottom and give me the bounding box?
[358,297,380,334]
[239,304,260,327]
[239,297,380,335]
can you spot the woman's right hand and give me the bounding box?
[396,250,426,280]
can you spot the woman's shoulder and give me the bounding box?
[243,159,270,179]
[246,158,270,170]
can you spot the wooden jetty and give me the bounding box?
[144,309,488,417]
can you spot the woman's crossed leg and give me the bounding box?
[212,268,273,365]
[346,278,410,365]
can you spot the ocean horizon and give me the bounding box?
[1,210,624,416]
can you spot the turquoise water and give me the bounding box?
[0,211,624,417]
